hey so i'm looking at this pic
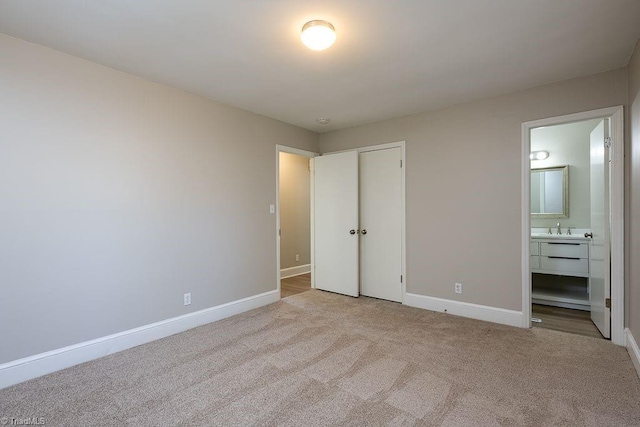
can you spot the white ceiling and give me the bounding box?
[1,1,639,133]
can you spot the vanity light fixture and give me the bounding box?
[301,20,336,50]
[530,150,549,160]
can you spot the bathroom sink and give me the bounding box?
[530,233,589,240]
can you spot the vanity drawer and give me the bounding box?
[540,242,588,258]
[530,242,539,255]
[530,255,540,269]
[540,256,589,276]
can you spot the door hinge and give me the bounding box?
[605,298,611,309]
[400,275,403,283]
[279,229,281,237]
[605,137,612,148]
[400,159,403,168]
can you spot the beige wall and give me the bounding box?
[279,152,311,269]
[530,119,600,229]
[0,34,318,364]
[320,68,627,311]
[628,39,640,340]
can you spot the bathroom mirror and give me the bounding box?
[531,165,569,218]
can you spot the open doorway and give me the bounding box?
[522,106,624,345]
[276,146,317,299]
[529,118,606,338]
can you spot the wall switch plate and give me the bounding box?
[269,204,275,214]
[184,293,191,306]
[455,283,462,294]
[295,254,299,262]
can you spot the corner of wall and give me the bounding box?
[625,328,640,379]
[626,35,640,350]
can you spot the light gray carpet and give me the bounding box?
[2,290,639,426]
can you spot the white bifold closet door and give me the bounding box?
[359,147,403,302]
[314,147,402,301]
[314,151,360,297]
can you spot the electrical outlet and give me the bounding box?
[269,204,275,214]
[454,283,462,294]
[295,254,300,262]
[184,293,191,306]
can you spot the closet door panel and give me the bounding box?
[314,151,359,297]
[359,147,402,302]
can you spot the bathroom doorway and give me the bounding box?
[276,146,318,299]
[521,107,624,345]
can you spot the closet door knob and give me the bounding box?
[361,229,367,235]
[349,229,356,235]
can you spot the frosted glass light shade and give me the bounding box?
[530,151,549,160]
[301,20,336,51]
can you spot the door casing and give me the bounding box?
[521,106,624,345]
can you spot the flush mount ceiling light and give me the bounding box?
[301,20,336,51]
[530,150,549,160]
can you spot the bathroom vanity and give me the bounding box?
[531,234,591,310]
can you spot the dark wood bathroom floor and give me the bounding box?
[532,304,603,339]
[281,273,311,298]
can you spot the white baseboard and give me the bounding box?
[404,293,524,328]
[280,264,311,279]
[625,328,640,379]
[0,290,280,390]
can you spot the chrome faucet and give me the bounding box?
[567,226,572,235]
[547,227,552,235]
[556,222,562,235]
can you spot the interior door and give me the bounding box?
[589,118,611,338]
[359,148,403,302]
[314,151,359,297]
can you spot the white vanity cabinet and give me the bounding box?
[530,241,540,269]
[531,236,590,310]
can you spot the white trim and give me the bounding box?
[609,108,625,346]
[401,145,406,299]
[323,141,407,302]
[310,157,315,289]
[521,106,625,345]
[280,264,311,279]
[275,145,319,294]
[626,329,640,379]
[521,121,532,328]
[404,293,523,328]
[0,290,279,390]
[324,140,405,155]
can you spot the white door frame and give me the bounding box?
[324,141,407,302]
[276,145,319,296]
[521,106,624,345]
